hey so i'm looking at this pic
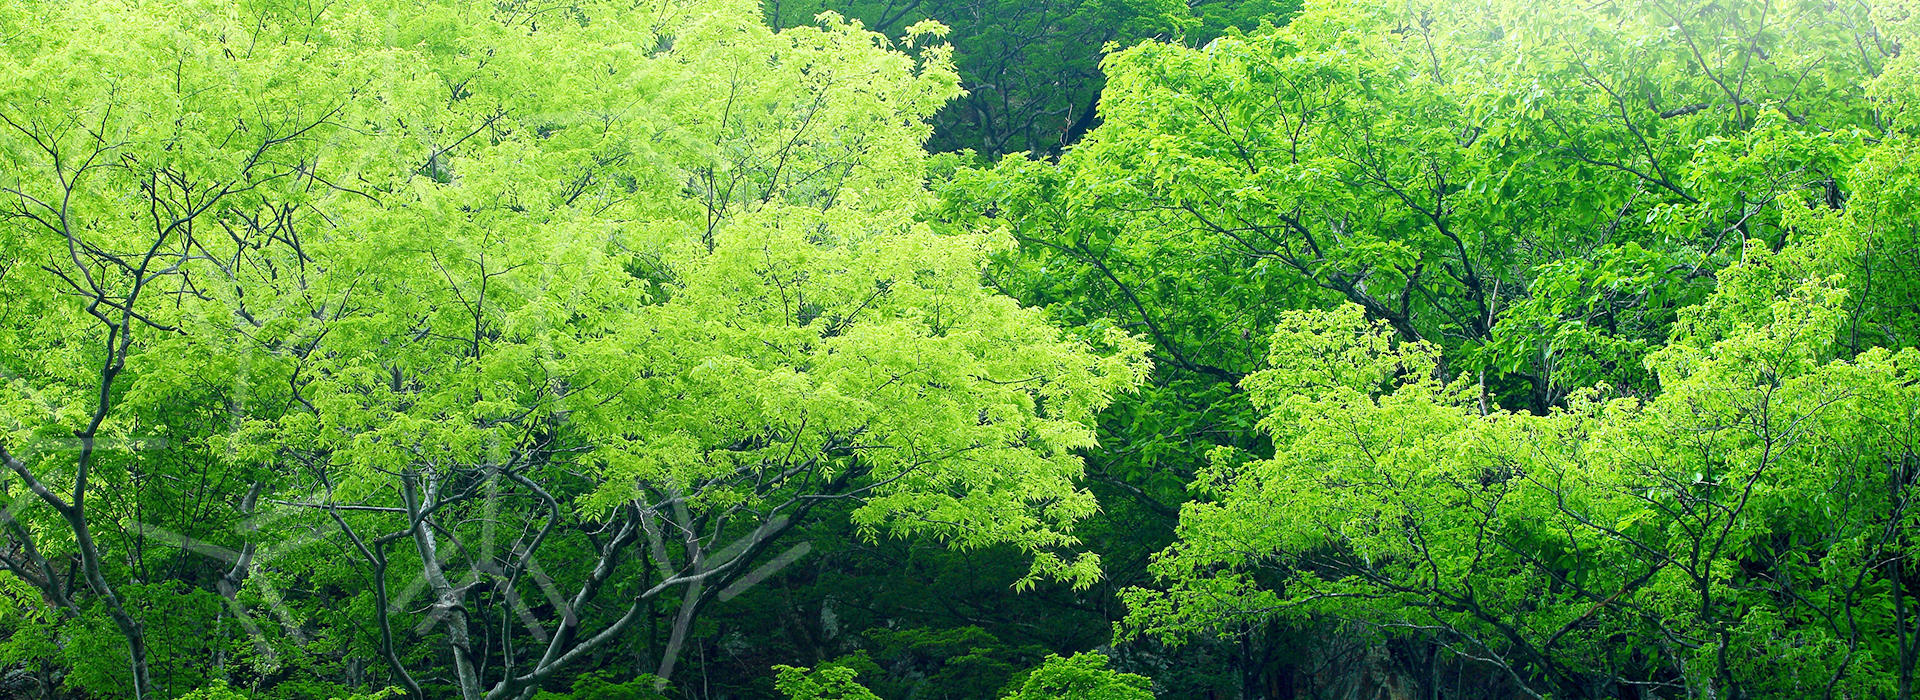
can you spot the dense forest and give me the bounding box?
[3,0,1919,697]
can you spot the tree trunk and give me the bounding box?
[404,476,485,700]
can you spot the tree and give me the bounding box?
[999,652,1152,700]
[772,665,882,700]
[952,0,1882,413]
[0,1,1146,698]
[939,2,1904,688]
[1126,250,1920,697]
[11,0,1920,696]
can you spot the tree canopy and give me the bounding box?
[0,0,1142,697]
[5,0,1920,697]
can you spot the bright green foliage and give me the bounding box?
[173,680,259,700]
[1791,138,1920,353]
[0,574,56,685]
[949,2,1920,689]
[955,0,1880,412]
[176,680,401,700]
[9,0,1920,695]
[772,665,883,700]
[0,0,1143,697]
[1127,249,1920,695]
[999,653,1152,700]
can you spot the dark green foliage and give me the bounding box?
[770,0,1302,156]
[530,672,672,700]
